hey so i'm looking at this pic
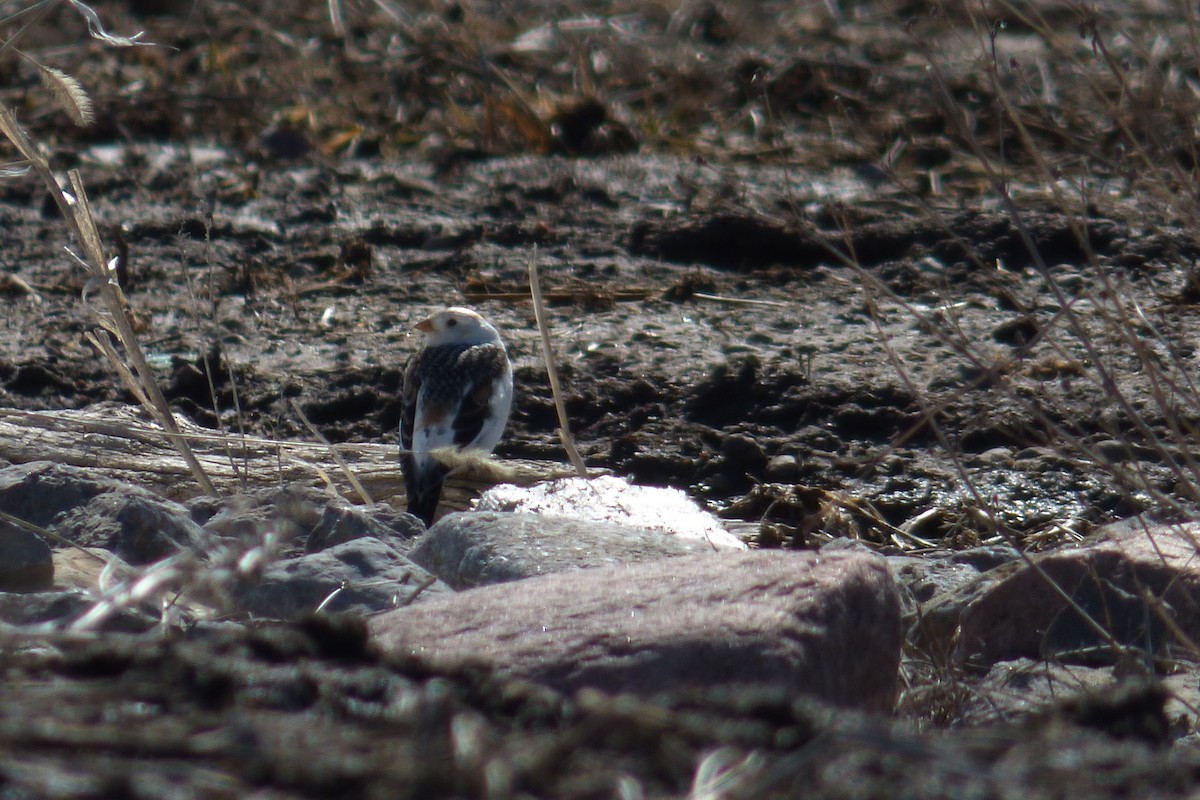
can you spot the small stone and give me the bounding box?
[0,522,52,592]
[764,454,802,482]
[721,433,768,473]
[306,502,424,554]
[51,492,202,565]
[976,447,1014,466]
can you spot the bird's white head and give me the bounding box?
[415,307,503,347]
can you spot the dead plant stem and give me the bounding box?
[0,104,216,494]
[528,246,588,477]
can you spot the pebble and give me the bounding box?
[0,522,53,592]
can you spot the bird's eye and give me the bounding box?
[447,318,458,327]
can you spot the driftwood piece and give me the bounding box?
[0,404,571,507]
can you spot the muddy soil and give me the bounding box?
[4,0,1200,796]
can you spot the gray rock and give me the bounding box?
[409,511,718,589]
[197,485,422,557]
[950,520,1200,669]
[306,502,424,554]
[721,433,768,473]
[0,522,52,592]
[948,544,1020,571]
[890,544,1020,650]
[236,536,450,620]
[928,658,1183,743]
[0,462,106,528]
[764,454,802,482]
[951,658,1117,728]
[0,461,201,565]
[370,549,901,710]
[0,589,155,631]
[197,485,326,555]
[50,491,202,565]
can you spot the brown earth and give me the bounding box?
[4,0,1200,797]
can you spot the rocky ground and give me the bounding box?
[5,0,1200,797]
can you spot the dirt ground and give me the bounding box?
[5,0,1200,796]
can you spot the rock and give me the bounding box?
[236,537,451,620]
[50,491,202,565]
[893,544,1020,649]
[947,544,1021,571]
[0,461,201,565]
[409,511,719,589]
[477,475,746,550]
[906,655,1181,740]
[764,453,802,482]
[1093,439,1161,463]
[976,446,1014,466]
[197,485,328,556]
[196,485,423,557]
[0,522,53,592]
[950,658,1121,728]
[0,589,155,631]
[306,501,423,554]
[370,550,901,710]
[950,519,1200,669]
[0,462,106,528]
[721,433,768,474]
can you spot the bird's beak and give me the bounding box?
[415,318,434,333]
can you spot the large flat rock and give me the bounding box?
[370,549,901,710]
[409,511,719,588]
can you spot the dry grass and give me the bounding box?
[857,2,1200,728]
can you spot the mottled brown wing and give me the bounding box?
[450,378,496,449]
[449,344,508,449]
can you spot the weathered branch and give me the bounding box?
[0,405,571,510]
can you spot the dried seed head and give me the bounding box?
[36,64,95,127]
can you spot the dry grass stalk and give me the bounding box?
[0,104,216,495]
[177,218,251,492]
[528,246,588,478]
[291,399,374,505]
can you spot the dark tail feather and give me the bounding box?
[406,485,442,527]
[402,453,447,527]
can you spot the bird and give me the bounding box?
[399,307,514,526]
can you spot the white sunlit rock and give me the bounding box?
[476,474,747,550]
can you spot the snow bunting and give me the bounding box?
[400,307,513,525]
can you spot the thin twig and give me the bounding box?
[528,246,588,478]
[291,399,374,505]
[691,292,792,308]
